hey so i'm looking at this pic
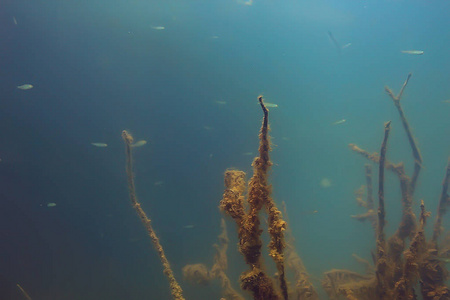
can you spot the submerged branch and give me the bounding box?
[385,73,422,193]
[122,130,185,300]
[375,121,392,300]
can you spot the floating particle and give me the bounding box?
[47,203,57,207]
[320,178,332,188]
[151,26,165,30]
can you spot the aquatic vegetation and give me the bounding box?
[178,77,448,299]
[122,130,185,300]
[218,96,287,300]
[118,77,447,299]
[183,219,245,300]
[325,74,450,300]
[16,284,32,300]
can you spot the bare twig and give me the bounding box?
[375,121,392,300]
[385,73,422,193]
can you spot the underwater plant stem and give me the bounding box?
[375,121,392,299]
[16,284,32,300]
[364,164,377,231]
[377,121,391,236]
[364,164,374,211]
[282,201,320,299]
[220,97,283,300]
[385,73,422,193]
[122,130,185,300]
[394,200,428,299]
[431,158,450,246]
[257,96,289,300]
[348,144,403,177]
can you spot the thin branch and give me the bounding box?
[385,73,422,193]
[431,158,450,247]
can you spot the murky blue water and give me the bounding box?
[1,0,449,299]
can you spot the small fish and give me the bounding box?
[342,43,352,49]
[332,119,346,125]
[401,50,424,55]
[47,203,57,207]
[151,26,165,30]
[184,225,195,229]
[242,152,254,156]
[131,140,147,147]
[264,102,278,108]
[211,35,219,39]
[215,100,227,105]
[17,84,33,90]
[91,142,108,147]
[154,181,164,186]
[13,17,18,25]
[203,126,214,131]
[442,99,450,103]
[437,257,450,263]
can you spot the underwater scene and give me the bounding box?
[1,0,450,299]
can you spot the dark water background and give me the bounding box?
[1,0,449,299]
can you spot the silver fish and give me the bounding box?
[342,43,352,49]
[264,102,278,108]
[332,119,346,125]
[17,84,33,90]
[131,140,147,147]
[401,50,424,55]
[91,142,108,147]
